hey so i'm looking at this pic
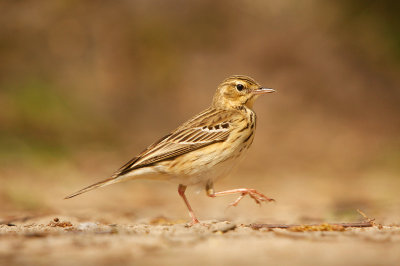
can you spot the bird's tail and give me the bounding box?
[64,166,158,199]
[64,176,121,199]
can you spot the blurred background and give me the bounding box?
[1,0,399,224]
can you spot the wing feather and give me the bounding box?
[113,108,238,177]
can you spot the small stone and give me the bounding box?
[212,222,237,233]
[77,222,98,231]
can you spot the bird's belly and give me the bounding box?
[159,137,252,186]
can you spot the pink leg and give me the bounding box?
[207,187,275,207]
[178,184,200,225]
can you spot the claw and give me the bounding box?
[185,219,211,228]
[227,189,274,207]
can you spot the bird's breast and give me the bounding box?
[230,108,257,149]
[159,108,257,186]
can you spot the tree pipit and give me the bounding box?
[66,75,275,225]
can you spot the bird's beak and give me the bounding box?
[252,87,275,95]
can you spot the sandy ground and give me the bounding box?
[1,213,400,266]
[2,170,400,266]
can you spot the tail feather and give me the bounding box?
[65,167,158,199]
[64,176,120,199]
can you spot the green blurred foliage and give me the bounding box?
[339,0,400,62]
[0,78,117,165]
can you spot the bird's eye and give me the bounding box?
[236,84,244,91]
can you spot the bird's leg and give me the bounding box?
[178,184,200,225]
[206,180,274,207]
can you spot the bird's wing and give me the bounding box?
[114,108,237,177]
[64,108,240,199]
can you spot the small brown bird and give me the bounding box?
[65,75,275,225]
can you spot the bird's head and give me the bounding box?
[212,75,275,109]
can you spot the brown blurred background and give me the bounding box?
[1,0,399,224]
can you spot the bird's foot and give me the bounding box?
[185,218,211,228]
[229,188,275,207]
[188,217,200,226]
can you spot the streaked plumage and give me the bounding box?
[66,75,275,225]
